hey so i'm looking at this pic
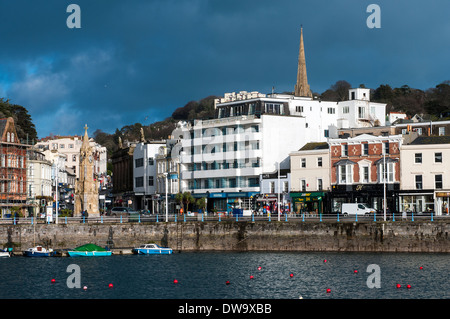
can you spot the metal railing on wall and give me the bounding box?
[0,212,446,225]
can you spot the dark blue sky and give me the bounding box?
[0,0,449,139]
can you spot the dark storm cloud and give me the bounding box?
[0,0,449,138]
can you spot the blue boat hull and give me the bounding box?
[67,251,112,257]
[23,251,54,257]
[133,248,173,255]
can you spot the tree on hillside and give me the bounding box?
[425,81,450,117]
[320,80,351,101]
[171,95,218,120]
[0,98,37,143]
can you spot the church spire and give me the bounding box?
[294,26,312,98]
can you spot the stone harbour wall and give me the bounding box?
[1,221,449,253]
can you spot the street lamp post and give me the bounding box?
[383,146,386,222]
[277,162,280,222]
[164,172,168,222]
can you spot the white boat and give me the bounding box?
[132,243,173,255]
[0,249,10,258]
[23,246,54,257]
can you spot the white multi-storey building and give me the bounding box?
[177,87,386,214]
[133,141,165,211]
[27,149,52,216]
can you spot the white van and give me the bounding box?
[341,203,375,216]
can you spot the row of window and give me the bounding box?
[186,159,261,171]
[415,174,443,189]
[300,157,323,168]
[0,155,26,168]
[293,105,372,117]
[336,162,395,184]
[340,142,391,157]
[52,143,76,149]
[414,152,442,163]
[191,125,260,138]
[402,127,446,136]
[135,157,155,168]
[188,177,260,190]
[186,141,260,155]
[269,181,290,193]
[297,179,323,192]
[135,176,154,188]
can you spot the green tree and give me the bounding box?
[175,192,195,215]
[0,98,37,143]
[196,197,206,213]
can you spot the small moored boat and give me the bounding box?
[0,249,11,258]
[23,246,54,257]
[132,243,173,255]
[67,243,112,257]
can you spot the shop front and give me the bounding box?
[193,191,259,216]
[330,184,399,214]
[290,191,327,215]
[398,190,435,215]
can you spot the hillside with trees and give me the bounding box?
[94,80,450,155]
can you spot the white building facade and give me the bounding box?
[400,136,450,216]
[177,88,386,215]
[133,141,165,211]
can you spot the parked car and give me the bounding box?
[106,207,139,217]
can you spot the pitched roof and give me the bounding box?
[409,136,450,145]
[299,142,329,151]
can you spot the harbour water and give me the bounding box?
[0,251,448,300]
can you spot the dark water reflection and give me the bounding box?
[0,251,448,299]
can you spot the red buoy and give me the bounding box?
[396,284,401,289]
[419,266,423,270]
[289,273,294,278]
[323,259,327,263]
[109,283,113,288]
[257,266,262,271]
[173,279,178,284]
[407,284,411,289]
[225,280,230,285]
[250,275,254,279]
[326,288,331,293]
[354,270,358,274]
[51,279,56,284]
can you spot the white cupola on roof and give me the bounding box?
[349,88,370,101]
